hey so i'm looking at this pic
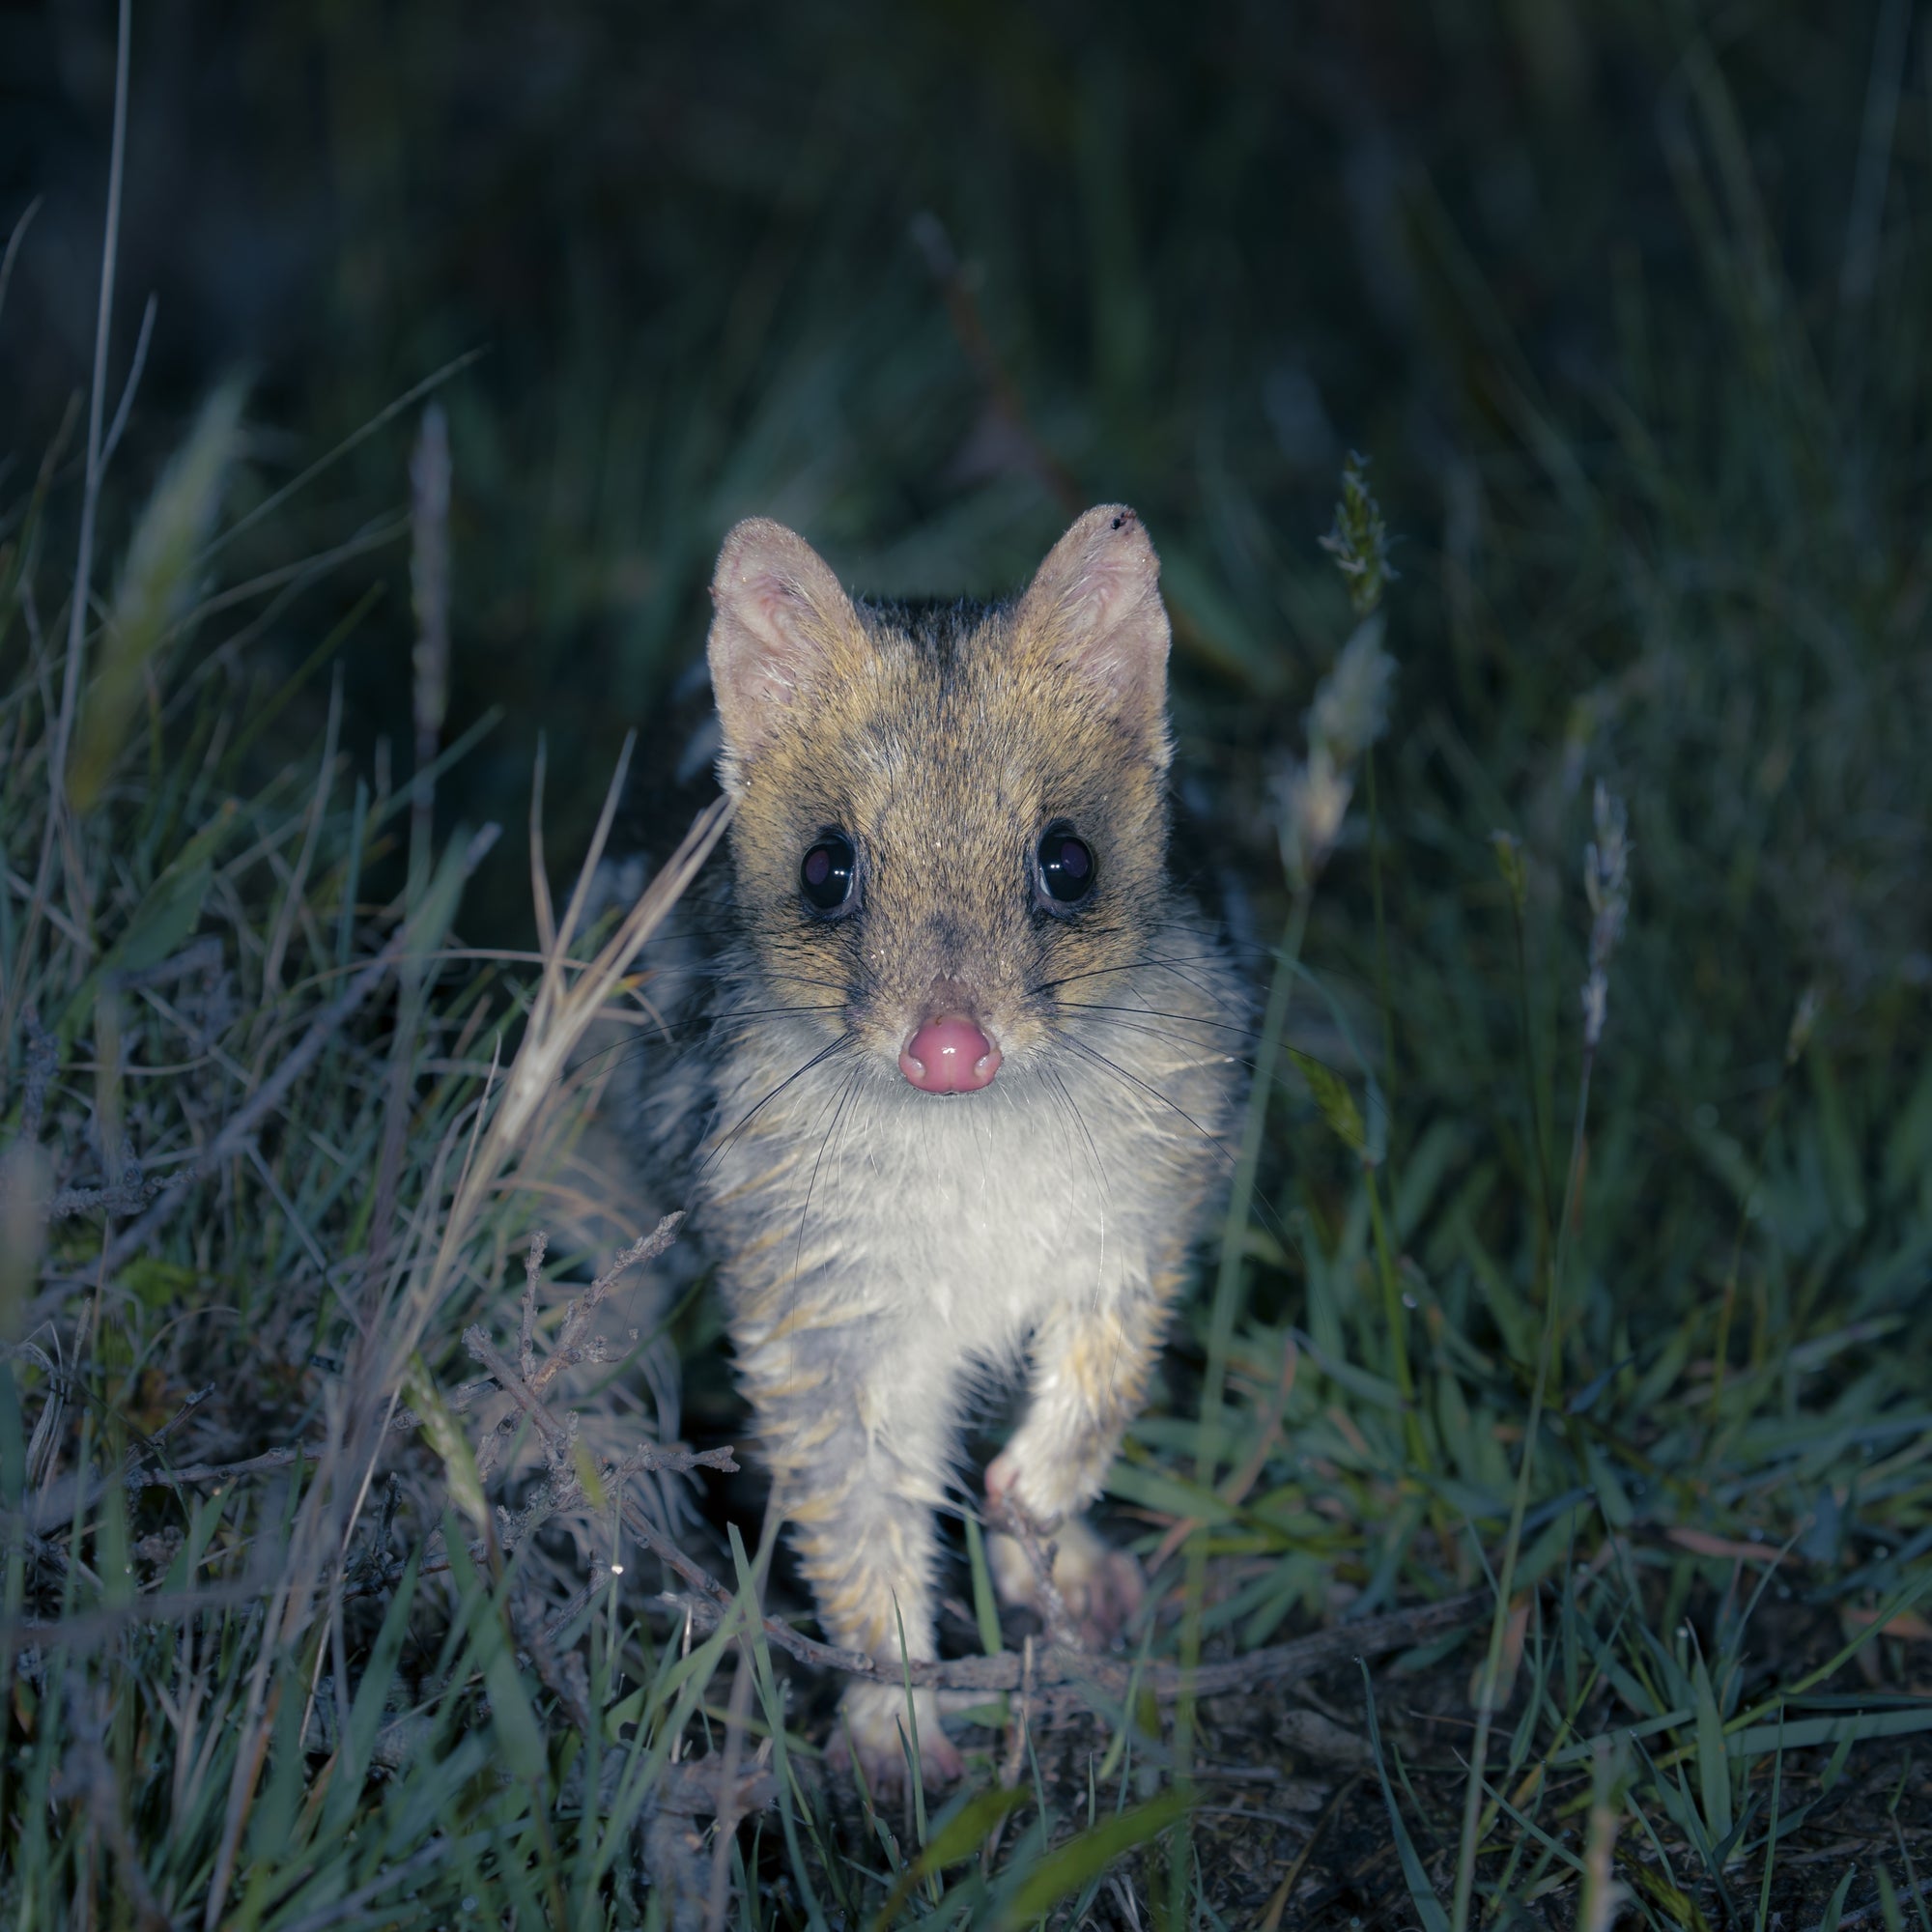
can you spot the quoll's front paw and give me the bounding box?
[826,1682,963,1795]
[983,1459,1144,1650]
[987,1516,1145,1649]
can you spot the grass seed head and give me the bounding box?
[1581,781,1632,1050]
[1310,612,1395,769]
[1272,584,1397,892]
[1318,449,1397,618]
[1274,740,1352,893]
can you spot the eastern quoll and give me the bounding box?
[667,504,1245,1786]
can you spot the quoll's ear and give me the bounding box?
[1013,505,1173,758]
[706,519,862,771]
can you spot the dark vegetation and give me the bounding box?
[2,2,1929,1924]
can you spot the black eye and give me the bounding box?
[800,832,858,914]
[1037,823,1096,908]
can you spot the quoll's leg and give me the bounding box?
[985,1272,1179,1647]
[738,1320,964,1789]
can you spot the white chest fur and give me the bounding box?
[702,1032,1158,1371]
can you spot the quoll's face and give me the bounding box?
[705,506,1179,1095]
[728,610,1171,1088]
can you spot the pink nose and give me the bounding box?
[899,1014,1002,1094]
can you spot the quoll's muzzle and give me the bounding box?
[899,1014,1002,1094]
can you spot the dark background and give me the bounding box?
[4,0,1926,1094]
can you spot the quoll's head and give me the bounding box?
[706,506,1179,1094]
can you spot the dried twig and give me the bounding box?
[20,1444,323,1536]
[460,1216,712,1492]
[1001,1634,1036,1790]
[519,1231,546,1382]
[462,1327,733,1481]
[131,1446,316,1490]
[987,1490,1079,1649]
[45,1171,179,1221]
[651,1561,1486,1700]
[138,1380,215,1455]
[528,1215,683,1400]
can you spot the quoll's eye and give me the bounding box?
[800,832,858,914]
[1036,822,1096,909]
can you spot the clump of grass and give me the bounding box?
[1114,423,1929,1923]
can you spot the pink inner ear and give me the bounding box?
[708,519,858,758]
[736,576,811,698]
[1016,505,1171,722]
[741,569,804,638]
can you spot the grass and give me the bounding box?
[5,3,1932,1925]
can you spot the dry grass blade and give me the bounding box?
[418,781,733,1361]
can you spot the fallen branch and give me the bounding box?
[639,1538,1487,1699]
